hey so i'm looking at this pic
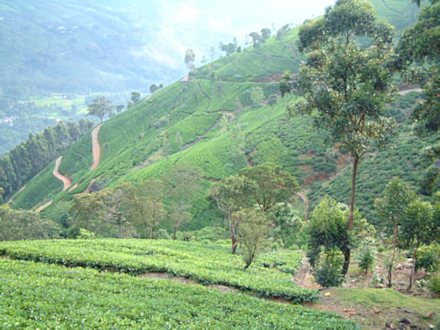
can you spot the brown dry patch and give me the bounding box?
[207,284,239,294]
[294,257,322,290]
[303,172,331,186]
[254,73,283,82]
[140,272,199,286]
[299,164,313,174]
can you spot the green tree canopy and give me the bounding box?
[398,2,440,132]
[291,0,397,276]
[241,163,299,212]
[87,96,115,122]
[374,178,416,287]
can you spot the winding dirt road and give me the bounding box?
[53,156,71,191]
[91,124,102,170]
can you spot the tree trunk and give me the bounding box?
[228,214,238,254]
[348,157,359,230]
[341,244,351,276]
[341,157,359,276]
[408,248,417,291]
[231,229,238,254]
[387,224,399,288]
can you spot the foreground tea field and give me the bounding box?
[0,239,315,303]
[0,259,357,329]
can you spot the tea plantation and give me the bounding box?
[0,240,357,329]
[0,239,315,303]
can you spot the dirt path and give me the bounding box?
[6,185,26,205]
[294,257,321,290]
[91,124,103,170]
[35,200,52,213]
[297,191,310,222]
[397,88,423,96]
[53,156,71,191]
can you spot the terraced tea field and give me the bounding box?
[0,240,357,329]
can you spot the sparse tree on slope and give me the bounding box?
[261,28,271,42]
[293,0,397,275]
[249,32,261,47]
[400,199,435,290]
[375,178,416,287]
[209,175,257,254]
[185,49,196,70]
[233,208,270,269]
[87,96,115,122]
[166,164,202,239]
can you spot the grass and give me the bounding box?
[0,258,356,329]
[31,93,86,110]
[0,239,317,303]
[328,288,440,329]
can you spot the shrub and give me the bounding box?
[156,229,171,240]
[416,243,440,272]
[77,228,96,239]
[429,275,440,295]
[313,249,344,288]
[357,245,375,274]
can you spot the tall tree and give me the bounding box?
[166,164,202,239]
[0,187,4,204]
[87,96,115,122]
[400,199,435,289]
[261,28,271,42]
[104,186,132,238]
[233,208,270,269]
[293,0,396,275]
[130,92,141,104]
[184,49,196,70]
[249,32,261,47]
[208,175,257,253]
[375,178,416,287]
[308,196,349,274]
[140,180,166,239]
[71,192,108,235]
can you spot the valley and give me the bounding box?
[0,0,439,329]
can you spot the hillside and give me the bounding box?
[0,0,176,97]
[8,0,431,229]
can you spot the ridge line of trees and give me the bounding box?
[0,119,94,200]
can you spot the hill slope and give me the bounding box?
[10,0,432,228]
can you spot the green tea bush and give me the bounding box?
[429,275,440,295]
[357,245,375,274]
[313,249,344,288]
[0,239,317,303]
[417,243,440,272]
[0,259,358,329]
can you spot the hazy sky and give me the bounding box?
[144,0,336,68]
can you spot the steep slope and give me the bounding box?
[11,0,431,228]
